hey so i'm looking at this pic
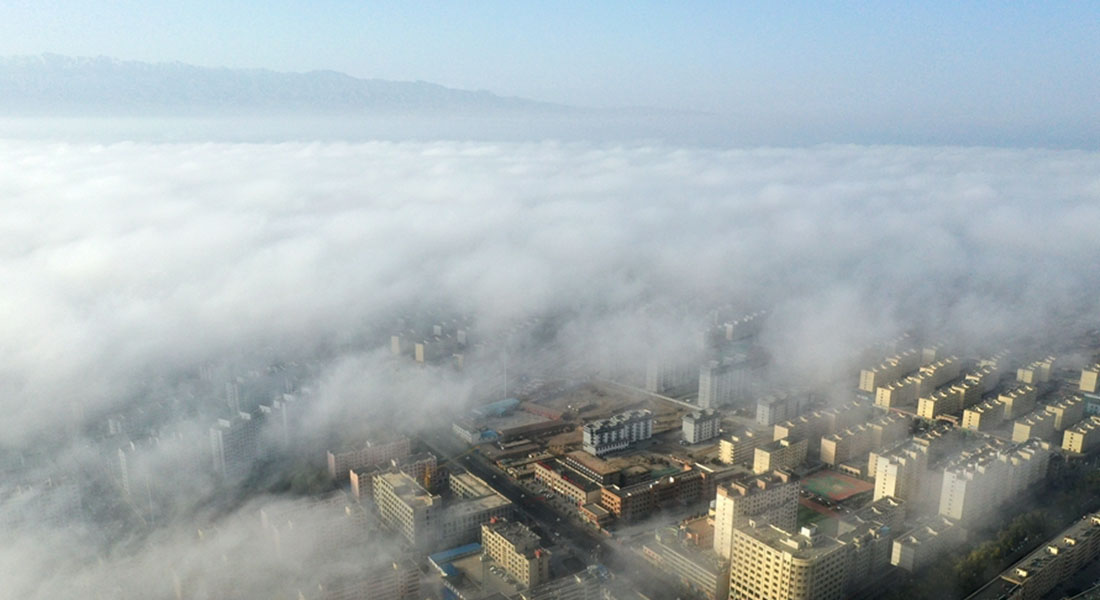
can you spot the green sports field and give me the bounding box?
[801,470,873,501]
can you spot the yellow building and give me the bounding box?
[858,350,920,393]
[481,518,551,589]
[999,385,1038,420]
[1012,410,1056,443]
[1046,395,1086,430]
[1062,416,1100,454]
[718,429,767,466]
[820,414,907,466]
[997,513,1100,600]
[1017,356,1055,385]
[754,438,808,474]
[961,399,1005,432]
[728,525,849,600]
[713,471,798,559]
[1080,364,1100,394]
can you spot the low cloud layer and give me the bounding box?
[1,138,1099,597]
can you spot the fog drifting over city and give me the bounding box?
[2,137,1099,598]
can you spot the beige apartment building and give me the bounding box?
[961,398,1006,432]
[482,518,551,589]
[713,471,798,560]
[754,438,807,474]
[1080,364,1100,394]
[819,414,908,467]
[891,517,965,572]
[859,349,921,392]
[997,513,1100,600]
[1012,410,1056,443]
[728,525,850,600]
[1046,395,1086,430]
[1000,385,1038,420]
[939,440,1050,525]
[1062,416,1100,454]
[719,428,768,466]
[873,441,929,503]
[1016,356,1055,385]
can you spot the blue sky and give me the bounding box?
[1,2,1097,145]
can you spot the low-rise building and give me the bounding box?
[582,410,653,457]
[532,459,602,506]
[682,409,721,444]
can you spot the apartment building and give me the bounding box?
[718,428,768,466]
[1062,416,1100,454]
[713,471,798,559]
[582,410,653,457]
[682,409,721,444]
[327,437,411,481]
[1012,410,1056,443]
[891,517,965,572]
[754,438,807,474]
[728,524,850,600]
[481,518,551,589]
[938,440,1050,525]
[1046,395,1086,430]
[997,513,1100,600]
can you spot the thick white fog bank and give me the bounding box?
[1,138,1099,598]
[2,140,1099,442]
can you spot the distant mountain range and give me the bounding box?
[0,54,574,115]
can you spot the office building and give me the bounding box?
[682,409,721,444]
[713,471,798,559]
[482,518,551,589]
[582,410,652,457]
